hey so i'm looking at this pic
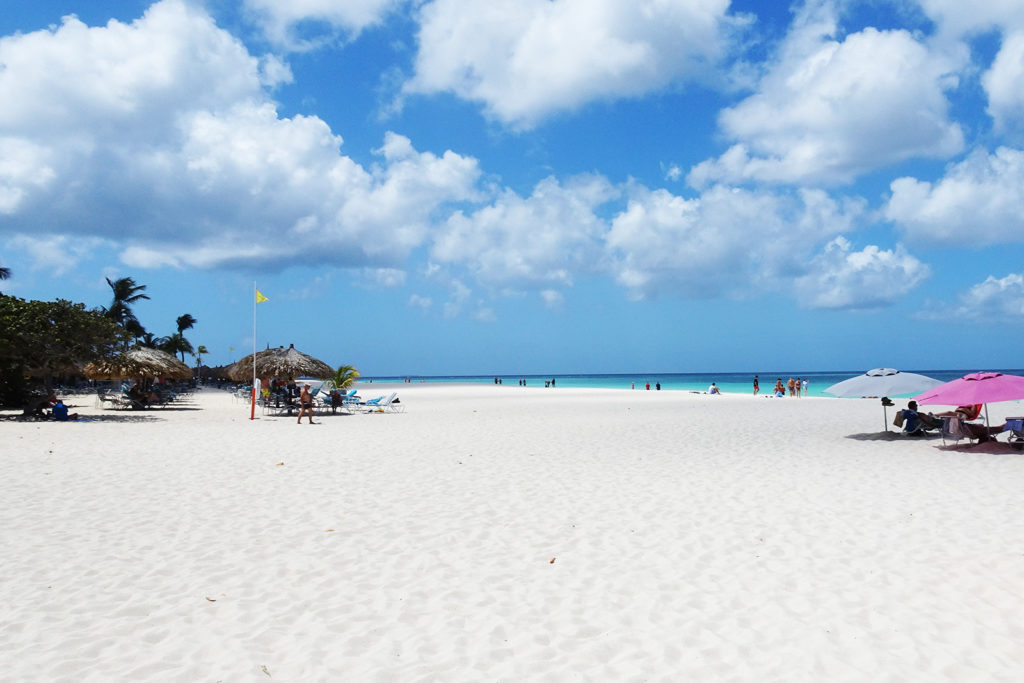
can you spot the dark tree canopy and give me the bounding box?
[0,294,127,405]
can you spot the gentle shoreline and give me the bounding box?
[2,385,1023,680]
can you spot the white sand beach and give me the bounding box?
[2,385,1023,681]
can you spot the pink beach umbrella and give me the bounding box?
[913,372,1024,427]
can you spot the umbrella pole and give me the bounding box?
[883,404,888,432]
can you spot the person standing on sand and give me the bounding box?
[803,378,809,396]
[794,377,802,396]
[645,382,650,390]
[753,375,759,395]
[297,384,315,424]
[787,377,795,396]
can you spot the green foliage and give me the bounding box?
[173,313,197,362]
[176,313,196,334]
[158,332,195,362]
[104,276,150,344]
[332,365,361,390]
[0,294,127,405]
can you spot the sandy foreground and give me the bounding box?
[1,384,1023,682]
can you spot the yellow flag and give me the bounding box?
[256,289,269,303]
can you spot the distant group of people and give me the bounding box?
[493,378,558,387]
[754,376,809,397]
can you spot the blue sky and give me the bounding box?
[2,0,1023,376]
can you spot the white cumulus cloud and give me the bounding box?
[432,175,616,289]
[983,31,1024,134]
[605,184,864,300]
[242,0,403,50]
[688,2,965,187]
[914,0,1024,38]
[885,147,1024,246]
[942,272,1024,319]
[793,237,930,310]
[404,0,740,129]
[0,0,482,273]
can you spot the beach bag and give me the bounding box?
[892,412,905,428]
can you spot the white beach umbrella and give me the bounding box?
[823,368,944,431]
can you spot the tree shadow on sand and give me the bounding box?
[0,413,162,423]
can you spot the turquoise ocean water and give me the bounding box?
[365,370,1024,398]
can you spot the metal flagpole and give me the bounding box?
[251,281,257,420]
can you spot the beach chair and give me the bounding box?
[381,393,405,413]
[900,409,941,436]
[940,417,978,448]
[97,390,132,410]
[1005,417,1024,450]
[352,393,395,413]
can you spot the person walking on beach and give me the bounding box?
[753,375,759,395]
[297,384,315,424]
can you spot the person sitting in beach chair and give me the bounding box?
[935,404,983,421]
[328,388,343,414]
[900,400,942,436]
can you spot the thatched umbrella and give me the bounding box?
[228,344,334,381]
[84,347,193,382]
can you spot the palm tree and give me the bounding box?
[176,314,196,334]
[333,365,361,390]
[174,314,197,362]
[104,277,149,346]
[158,332,194,363]
[195,344,208,381]
[0,266,10,280]
[138,332,160,348]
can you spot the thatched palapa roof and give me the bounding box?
[228,344,334,381]
[84,347,193,381]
